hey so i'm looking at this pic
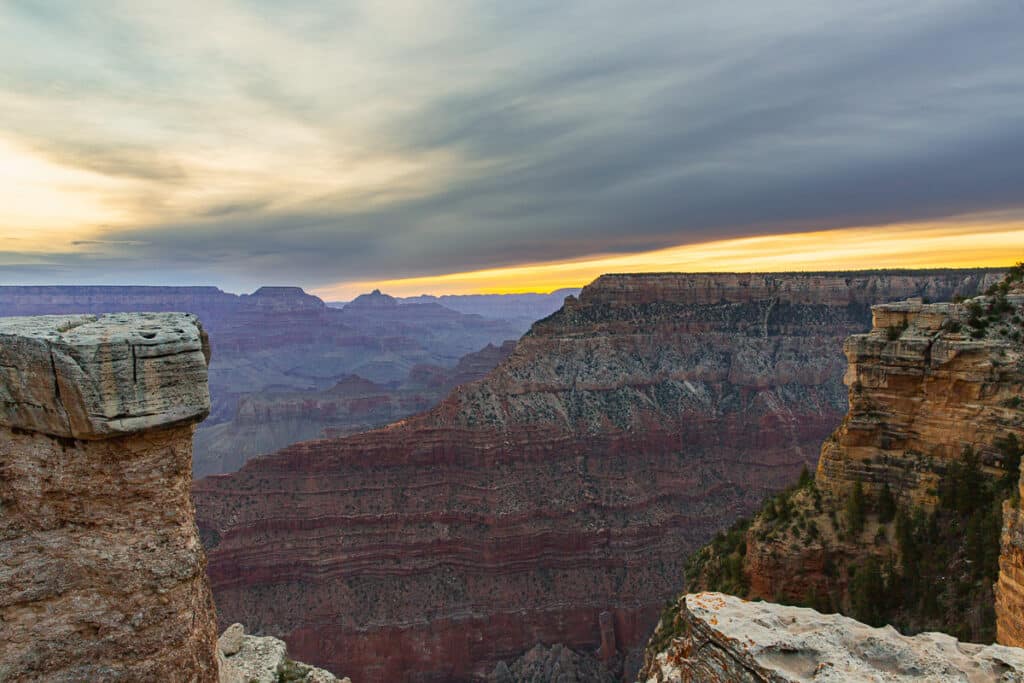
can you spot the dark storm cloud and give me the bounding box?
[2,0,1023,288]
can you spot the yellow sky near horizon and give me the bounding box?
[313,216,1024,300]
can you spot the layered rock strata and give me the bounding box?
[738,288,1024,609]
[194,270,997,682]
[641,592,1024,682]
[817,295,1024,504]
[0,313,219,682]
[193,341,515,477]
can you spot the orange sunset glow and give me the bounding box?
[315,214,1024,299]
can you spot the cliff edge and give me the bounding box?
[641,592,1024,682]
[0,313,219,681]
[0,313,345,682]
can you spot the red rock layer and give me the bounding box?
[194,270,996,682]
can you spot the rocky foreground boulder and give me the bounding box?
[641,592,1024,682]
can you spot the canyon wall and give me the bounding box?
[193,340,515,478]
[685,275,1024,644]
[193,270,997,682]
[640,592,1024,682]
[0,313,219,681]
[0,285,522,475]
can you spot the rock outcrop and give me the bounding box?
[193,270,997,682]
[218,623,349,683]
[641,592,1024,682]
[0,313,219,682]
[686,274,1024,644]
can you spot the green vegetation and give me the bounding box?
[277,658,313,683]
[684,516,750,596]
[691,437,1022,643]
[843,444,1018,640]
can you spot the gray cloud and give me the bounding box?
[1,0,1023,289]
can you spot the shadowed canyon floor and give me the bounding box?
[193,269,998,682]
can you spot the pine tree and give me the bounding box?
[877,482,896,523]
[846,480,865,535]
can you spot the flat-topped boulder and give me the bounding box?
[643,592,1024,682]
[0,312,210,439]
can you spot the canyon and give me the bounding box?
[0,285,522,475]
[192,269,998,682]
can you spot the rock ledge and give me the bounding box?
[0,312,210,439]
[644,592,1024,682]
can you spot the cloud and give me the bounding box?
[0,0,1022,290]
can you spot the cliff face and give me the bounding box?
[641,592,1024,682]
[686,276,1024,643]
[193,270,996,682]
[0,313,219,682]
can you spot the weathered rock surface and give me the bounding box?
[817,295,1024,504]
[641,592,1024,682]
[0,313,211,439]
[217,623,349,683]
[0,285,523,475]
[0,313,219,682]
[732,287,1024,611]
[194,270,997,682]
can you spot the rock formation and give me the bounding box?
[0,312,348,682]
[193,269,997,682]
[641,592,1024,682]
[218,623,349,683]
[0,285,522,475]
[687,273,1024,644]
[0,313,219,682]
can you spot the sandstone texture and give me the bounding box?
[817,295,1024,504]
[743,287,1024,608]
[0,285,523,475]
[681,277,1024,645]
[193,270,996,682]
[641,592,1024,682]
[0,313,219,682]
[217,623,350,683]
[0,313,210,439]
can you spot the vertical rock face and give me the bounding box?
[817,296,1024,505]
[641,592,1024,682]
[0,313,219,681]
[685,279,1024,643]
[193,270,997,682]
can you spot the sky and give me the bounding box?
[2,0,1024,298]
